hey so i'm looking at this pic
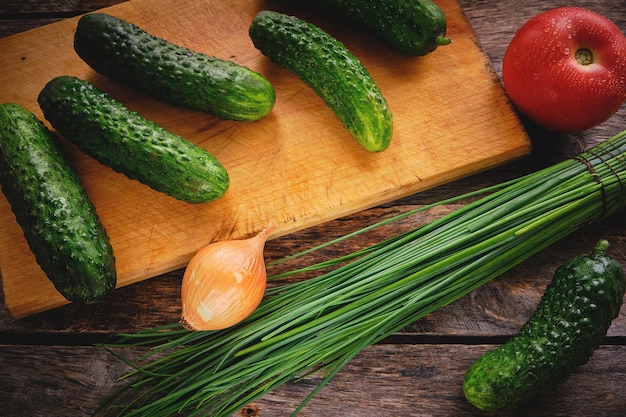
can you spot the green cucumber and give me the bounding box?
[38,75,229,204]
[463,240,625,411]
[0,103,116,303]
[249,10,393,153]
[74,13,275,121]
[283,0,451,55]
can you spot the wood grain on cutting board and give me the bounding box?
[0,0,531,317]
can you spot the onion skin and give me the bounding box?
[180,225,273,331]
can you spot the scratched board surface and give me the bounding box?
[0,0,530,317]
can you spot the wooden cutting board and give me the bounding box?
[0,0,531,318]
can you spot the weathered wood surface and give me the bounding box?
[2,343,626,417]
[1,1,626,416]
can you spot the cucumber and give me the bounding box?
[283,0,451,55]
[249,10,393,153]
[463,240,625,411]
[38,75,229,204]
[0,103,116,303]
[74,13,275,121]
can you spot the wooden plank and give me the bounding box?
[4,195,624,336]
[0,0,531,317]
[2,343,625,416]
[0,1,123,13]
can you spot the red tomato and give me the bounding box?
[502,7,626,133]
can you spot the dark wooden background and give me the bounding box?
[1,1,626,416]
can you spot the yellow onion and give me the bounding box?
[180,224,274,331]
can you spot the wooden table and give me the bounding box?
[1,1,625,416]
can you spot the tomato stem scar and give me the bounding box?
[575,48,594,65]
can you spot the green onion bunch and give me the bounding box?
[102,129,626,417]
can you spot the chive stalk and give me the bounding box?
[101,129,626,417]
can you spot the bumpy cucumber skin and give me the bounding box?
[38,76,229,204]
[463,240,625,411]
[74,13,275,121]
[249,10,393,152]
[0,103,116,303]
[286,0,451,55]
